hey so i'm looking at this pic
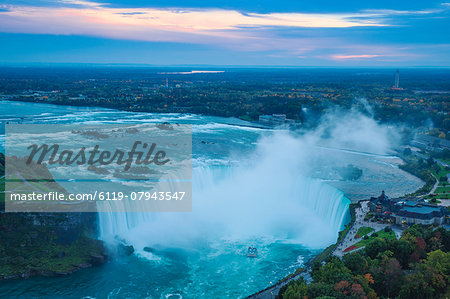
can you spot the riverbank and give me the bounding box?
[0,154,107,280]
[245,203,358,299]
[0,212,108,280]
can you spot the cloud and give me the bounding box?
[58,0,105,7]
[0,1,447,64]
[0,2,395,54]
[331,54,381,60]
[0,3,390,38]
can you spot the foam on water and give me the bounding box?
[97,132,351,251]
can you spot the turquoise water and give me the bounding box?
[0,100,421,298]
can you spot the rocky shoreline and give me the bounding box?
[0,211,108,281]
[0,251,107,280]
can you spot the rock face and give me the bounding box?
[0,153,108,280]
[0,212,108,280]
[117,243,135,256]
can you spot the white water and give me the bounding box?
[97,132,351,251]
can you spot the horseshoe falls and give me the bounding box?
[0,101,424,299]
[97,164,351,249]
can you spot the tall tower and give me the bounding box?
[394,69,400,89]
[165,78,169,88]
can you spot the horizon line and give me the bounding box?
[1,63,450,69]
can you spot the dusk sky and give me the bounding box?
[0,0,449,66]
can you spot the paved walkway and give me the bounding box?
[245,268,311,299]
[332,201,390,257]
[438,199,450,207]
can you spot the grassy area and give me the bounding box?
[399,156,436,196]
[353,230,396,249]
[400,151,449,199]
[425,163,449,200]
[432,164,449,181]
[435,186,450,193]
[355,226,374,238]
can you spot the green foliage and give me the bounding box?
[424,250,450,280]
[0,213,105,279]
[399,158,436,195]
[280,224,450,299]
[365,238,388,259]
[399,272,435,299]
[311,257,352,284]
[306,282,336,298]
[355,226,374,237]
[355,230,396,250]
[343,252,368,275]
[278,277,308,299]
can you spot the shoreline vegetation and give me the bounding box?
[276,224,450,299]
[0,153,108,280]
[398,149,450,200]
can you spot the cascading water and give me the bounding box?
[97,160,350,251]
[95,128,353,297]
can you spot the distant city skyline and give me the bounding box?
[0,0,449,66]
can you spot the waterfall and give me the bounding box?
[97,163,350,250]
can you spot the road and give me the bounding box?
[418,173,439,198]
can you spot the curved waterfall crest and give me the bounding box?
[98,163,350,250]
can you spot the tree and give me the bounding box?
[306,282,336,298]
[399,273,434,299]
[371,255,403,298]
[433,227,450,252]
[424,250,450,280]
[383,257,404,297]
[420,264,447,294]
[334,280,367,299]
[279,278,308,299]
[343,252,368,275]
[311,257,352,284]
[353,274,377,299]
[389,239,414,267]
[365,238,387,259]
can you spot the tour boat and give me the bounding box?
[247,247,258,258]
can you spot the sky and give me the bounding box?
[0,0,449,66]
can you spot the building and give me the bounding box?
[369,191,447,225]
[411,134,450,152]
[391,69,404,90]
[394,202,447,225]
[395,69,399,89]
[369,191,395,214]
[258,114,295,126]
